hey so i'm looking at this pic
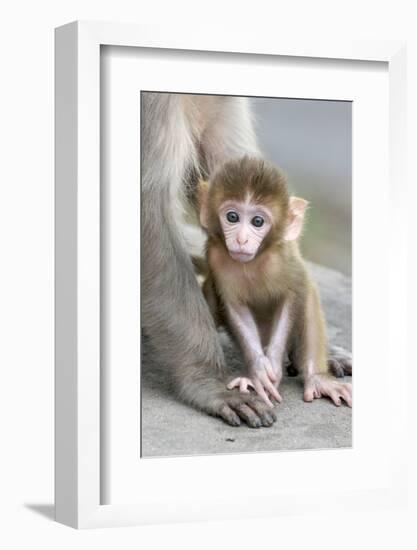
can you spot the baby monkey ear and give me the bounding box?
[284,196,309,241]
[197,179,210,229]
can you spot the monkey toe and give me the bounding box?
[247,399,277,427]
[219,404,241,426]
[220,393,277,428]
[341,358,352,376]
[303,388,315,402]
[328,346,352,376]
[234,403,262,428]
[260,412,275,427]
[249,420,262,429]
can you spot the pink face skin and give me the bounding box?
[219,198,273,263]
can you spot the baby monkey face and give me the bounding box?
[219,198,273,263]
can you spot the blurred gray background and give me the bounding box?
[251,98,352,275]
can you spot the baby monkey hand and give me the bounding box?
[227,355,282,408]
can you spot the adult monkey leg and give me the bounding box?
[198,95,260,176]
[141,92,275,427]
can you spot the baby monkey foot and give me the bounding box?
[304,374,352,407]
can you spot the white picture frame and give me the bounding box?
[55,21,407,529]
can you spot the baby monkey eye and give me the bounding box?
[251,216,265,228]
[226,211,239,223]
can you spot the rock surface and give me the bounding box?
[141,262,352,458]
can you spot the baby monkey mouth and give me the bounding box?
[229,250,255,263]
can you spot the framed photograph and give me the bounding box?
[55,21,407,528]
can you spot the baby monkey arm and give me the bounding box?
[225,302,282,407]
[265,299,293,389]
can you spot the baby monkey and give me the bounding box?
[198,156,352,409]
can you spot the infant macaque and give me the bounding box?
[198,156,352,409]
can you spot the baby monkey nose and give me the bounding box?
[237,234,248,245]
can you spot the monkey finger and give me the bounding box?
[263,357,278,382]
[239,379,253,393]
[253,381,274,408]
[257,370,282,403]
[264,363,278,383]
[268,397,282,406]
[227,377,242,390]
[265,380,282,403]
